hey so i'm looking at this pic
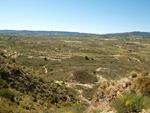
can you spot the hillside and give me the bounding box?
[1,32,150,112]
[0,51,83,112]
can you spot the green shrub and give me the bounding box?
[85,56,89,60]
[0,89,15,101]
[111,93,150,113]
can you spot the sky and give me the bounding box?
[0,0,150,34]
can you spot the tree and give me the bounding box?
[44,57,48,61]
[85,56,89,60]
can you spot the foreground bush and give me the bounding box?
[131,76,150,96]
[111,93,150,113]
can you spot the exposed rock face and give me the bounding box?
[91,74,140,112]
[91,82,124,111]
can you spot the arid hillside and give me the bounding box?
[1,32,150,112]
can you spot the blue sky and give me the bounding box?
[0,0,150,34]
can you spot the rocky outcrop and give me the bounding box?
[91,73,141,112]
[91,82,124,111]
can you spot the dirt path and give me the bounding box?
[54,80,94,89]
[65,82,94,88]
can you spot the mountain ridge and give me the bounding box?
[0,30,150,36]
[0,30,86,35]
[106,31,150,36]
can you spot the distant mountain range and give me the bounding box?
[0,30,85,35]
[0,30,150,37]
[106,31,150,37]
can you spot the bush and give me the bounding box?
[85,56,89,60]
[111,93,150,113]
[130,71,137,78]
[130,76,150,96]
[0,89,15,101]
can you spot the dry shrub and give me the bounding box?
[130,76,150,96]
[130,71,138,78]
